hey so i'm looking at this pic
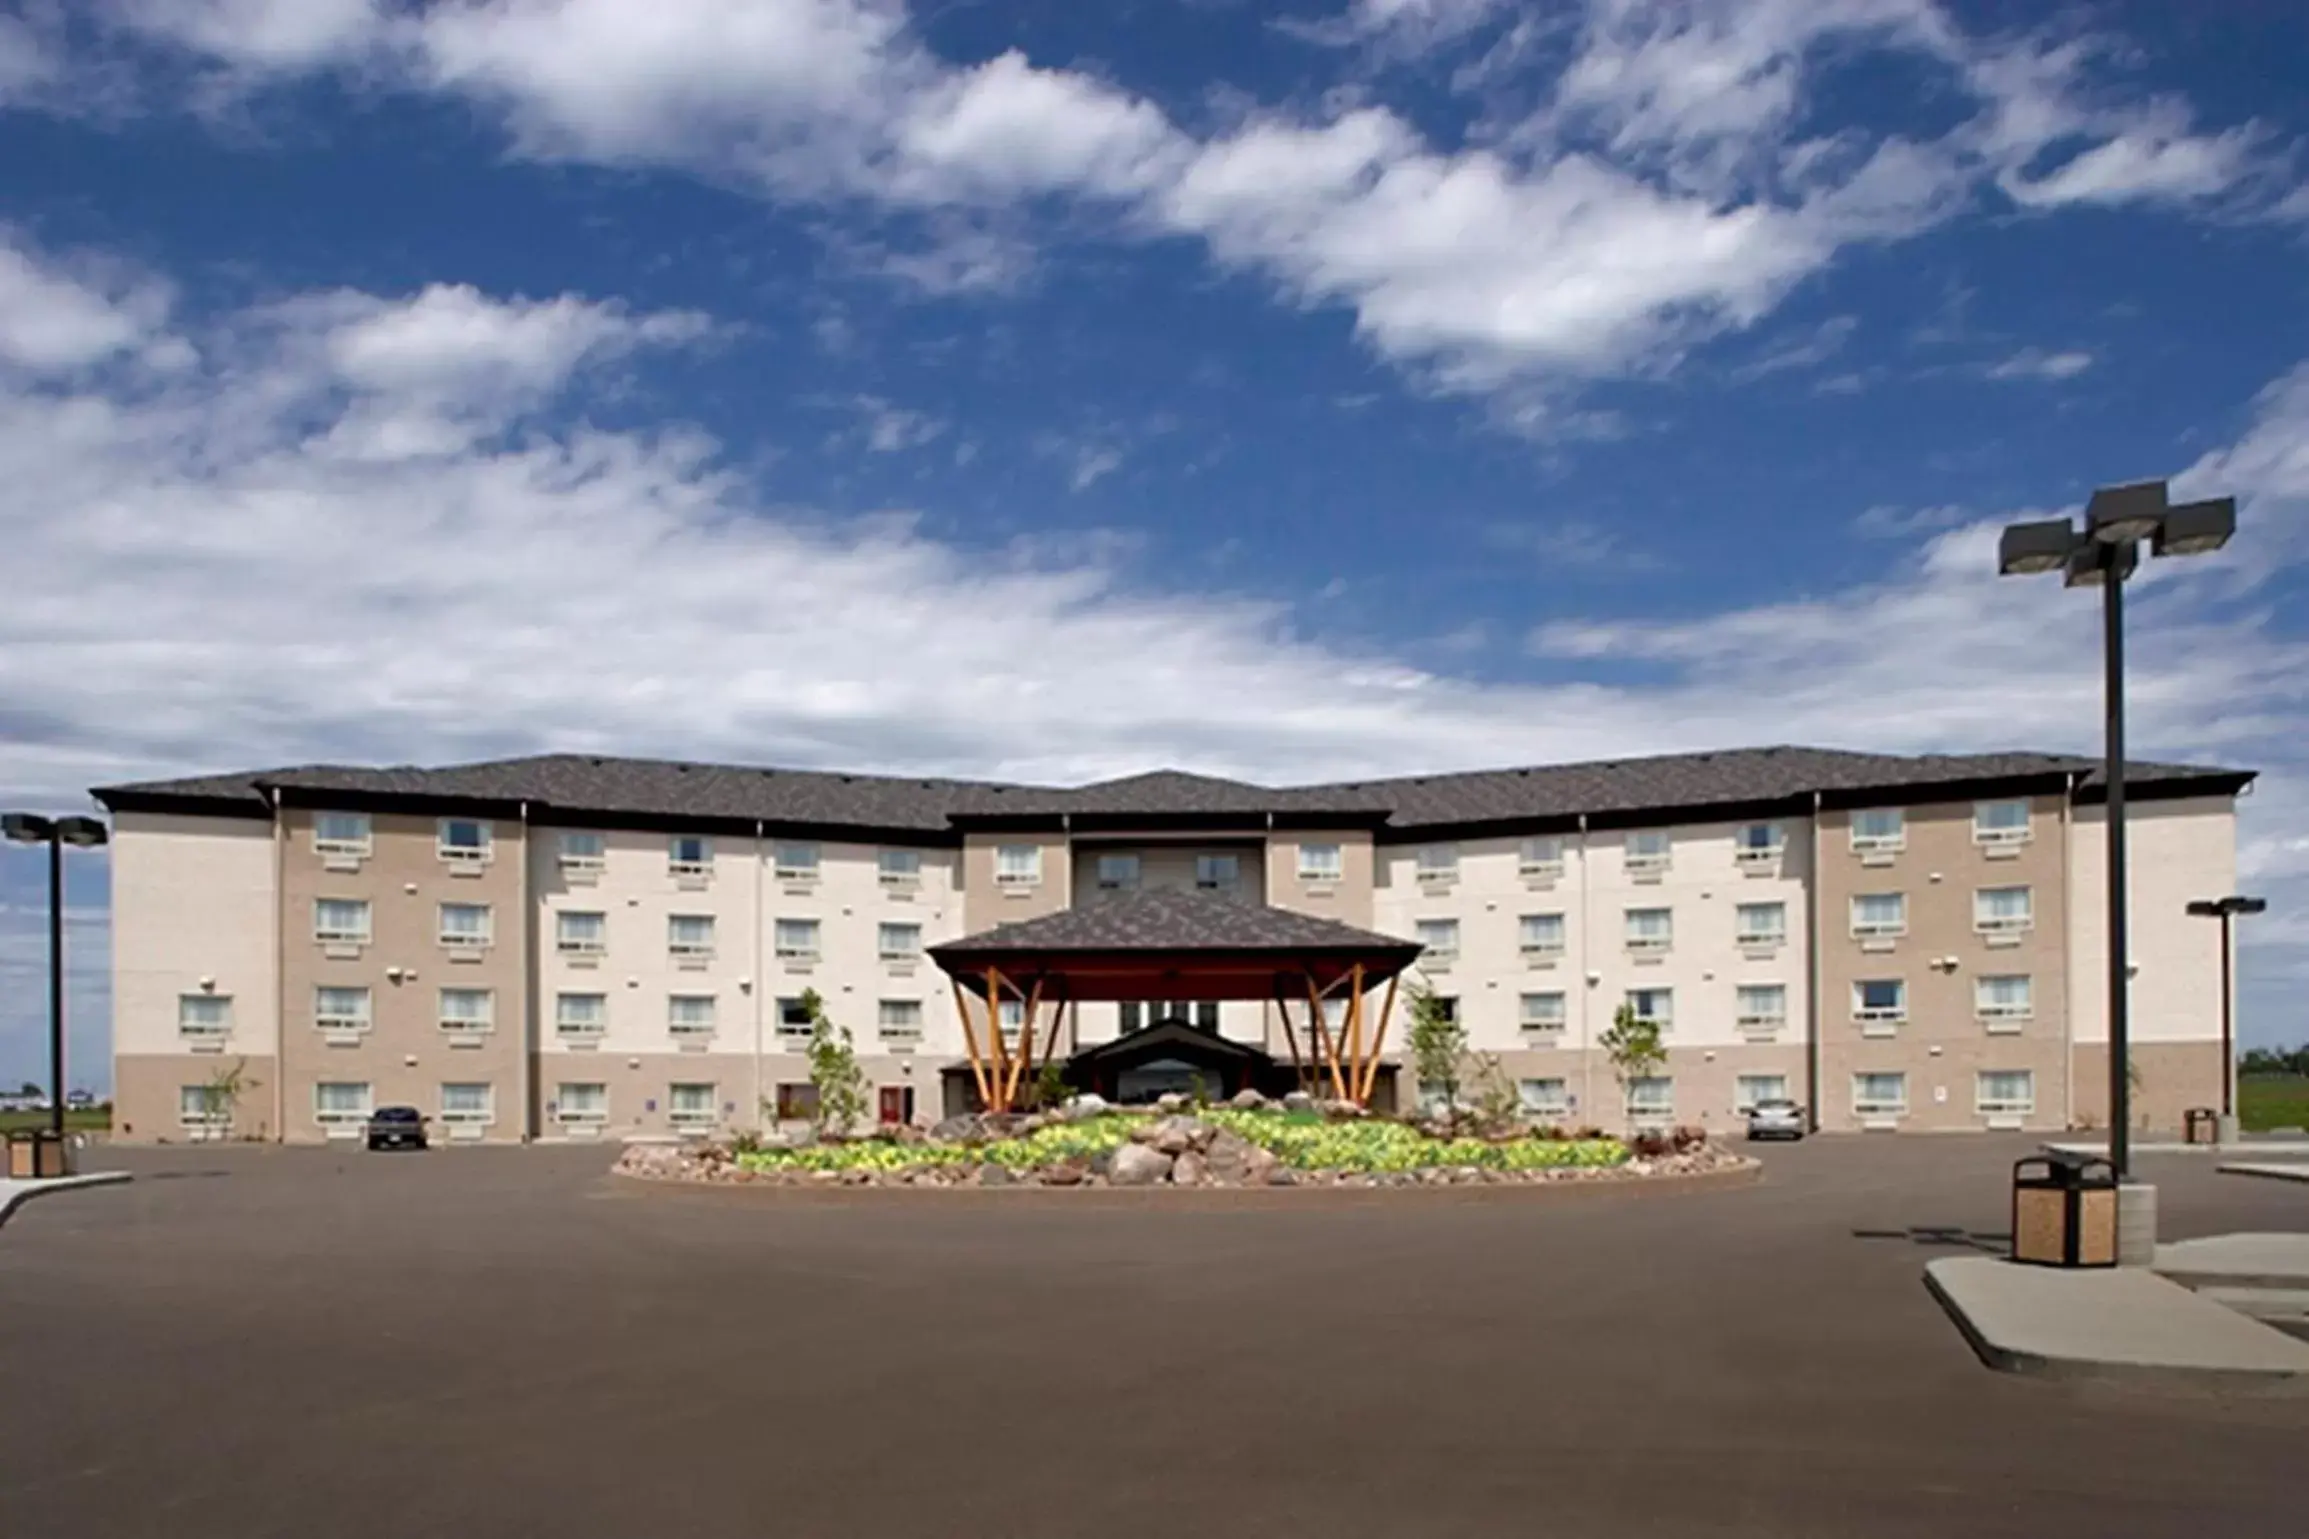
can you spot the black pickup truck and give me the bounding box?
[366,1105,429,1151]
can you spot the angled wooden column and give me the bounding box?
[1357,970,1399,1104]
[1304,972,1350,1101]
[951,976,993,1107]
[983,965,1014,1112]
[1003,974,1047,1110]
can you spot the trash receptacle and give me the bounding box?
[2184,1107,2219,1145]
[2011,1152,2118,1268]
[5,1129,70,1179]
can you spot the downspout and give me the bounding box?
[1806,792,1821,1134]
[1578,813,1592,1122]
[518,800,533,1142]
[270,785,285,1143]
[2060,771,2077,1130]
[753,819,766,1134]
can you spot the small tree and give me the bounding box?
[196,1058,256,1142]
[1404,977,1468,1124]
[801,989,868,1136]
[1599,1003,1667,1133]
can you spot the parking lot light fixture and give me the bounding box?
[2186,896,2267,1127]
[4,810,108,1147]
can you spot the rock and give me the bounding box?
[1089,1150,1115,1176]
[1155,1092,1190,1114]
[1041,1160,1087,1187]
[978,1163,1015,1187]
[1171,1150,1207,1186]
[1263,1166,1298,1187]
[1281,1091,1315,1112]
[1110,1143,1175,1187]
[1152,1116,1201,1156]
[1318,1098,1366,1120]
[930,1115,983,1145]
[1243,1145,1279,1184]
[1228,1088,1268,1111]
[1012,1114,1047,1137]
[809,1169,843,1185]
[1066,1092,1110,1117]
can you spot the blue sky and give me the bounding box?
[4,0,2308,1088]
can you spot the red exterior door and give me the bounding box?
[879,1086,914,1125]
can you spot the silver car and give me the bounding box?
[1746,1099,1806,1140]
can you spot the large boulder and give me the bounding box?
[929,1114,984,1145]
[977,1163,1016,1187]
[1041,1159,1087,1187]
[1064,1092,1111,1118]
[1109,1142,1175,1186]
[1155,1092,1191,1114]
[1151,1116,1203,1156]
[1171,1150,1208,1187]
[1202,1127,1256,1182]
[1281,1091,1316,1113]
[1318,1098,1367,1120]
[1228,1088,1269,1111]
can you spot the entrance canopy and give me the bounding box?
[928,889,1421,1110]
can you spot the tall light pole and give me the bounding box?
[2185,895,2266,1135]
[1998,481,2236,1181]
[3,812,110,1150]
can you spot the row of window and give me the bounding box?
[1092,853,1244,890]
[314,813,933,886]
[1851,973,2035,1025]
[308,900,931,966]
[1848,886,2033,940]
[1489,1069,2036,1122]
[1412,902,1790,964]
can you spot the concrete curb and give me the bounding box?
[0,1170,133,1231]
[2218,1162,2309,1185]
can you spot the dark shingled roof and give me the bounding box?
[93,744,2253,836]
[930,888,1421,959]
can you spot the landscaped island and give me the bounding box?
[615,1091,1756,1190]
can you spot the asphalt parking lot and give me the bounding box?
[3,1134,2305,1539]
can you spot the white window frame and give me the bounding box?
[997,997,1025,1045]
[1975,1070,2036,1117]
[313,1081,373,1135]
[667,993,717,1042]
[176,993,231,1044]
[1975,973,2035,1026]
[774,997,816,1047]
[1853,978,1907,1026]
[439,1082,496,1131]
[557,829,606,873]
[178,1084,231,1136]
[877,998,924,1041]
[313,897,371,944]
[994,843,1043,888]
[1625,988,1673,1031]
[1852,1072,1908,1118]
[774,917,821,963]
[1518,1078,1571,1119]
[1624,906,1673,955]
[877,847,922,887]
[314,985,372,1038]
[312,811,371,856]
[1519,912,1566,960]
[1624,829,1671,876]
[555,909,606,957]
[1517,992,1566,1033]
[1735,901,1787,947]
[1850,807,1905,852]
[1735,984,1787,1032]
[877,922,921,963]
[1518,835,1565,880]
[438,987,494,1037]
[1973,798,2032,846]
[437,817,492,866]
[1627,1075,1675,1123]
[554,992,607,1041]
[554,1082,609,1128]
[1974,885,2034,936]
[1296,842,1343,884]
[772,841,820,883]
[1414,918,1460,967]
[1096,852,1141,891]
[1415,843,1458,885]
[1850,892,1907,939]
[668,833,713,879]
[1734,822,1784,865]
[438,901,494,949]
[668,1082,718,1133]
[667,913,716,960]
[1735,1074,1789,1114]
[1195,852,1240,891]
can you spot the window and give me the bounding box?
[1974,798,2032,844]
[668,994,717,1039]
[998,998,1025,1040]
[1518,992,1566,1032]
[1975,885,2034,935]
[995,844,1042,886]
[669,834,712,876]
[1625,829,1671,873]
[1429,995,1460,1024]
[179,1084,229,1131]
[313,897,371,943]
[1735,822,1783,861]
[773,841,819,881]
[1519,911,1566,959]
[315,985,371,1034]
[1414,918,1460,963]
[556,909,606,956]
[1297,841,1343,883]
[1851,807,1905,850]
[878,847,922,886]
[1852,1072,1907,1117]
[1735,901,1786,946]
[1624,906,1672,953]
[178,994,231,1040]
[555,1082,608,1126]
[439,988,493,1035]
[1736,984,1786,1028]
[1096,852,1141,890]
[775,996,815,1045]
[1518,1078,1570,1118]
[437,818,491,862]
[438,901,492,948]
[1850,891,1906,938]
[1853,978,1906,1022]
[558,830,606,869]
[878,999,924,1039]
[1735,1074,1788,1113]
[1519,836,1565,878]
[1196,853,1240,890]
[440,1082,495,1128]
[667,913,715,958]
[1624,987,1673,1029]
[1976,1070,2036,1116]
[314,1081,373,1130]
[313,811,370,854]
[555,992,606,1039]
[774,917,821,962]
[878,922,921,962]
[669,1082,717,1131]
[1628,1076,1674,1120]
[1976,973,2034,1023]
[775,1083,820,1121]
[1118,1000,1221,1033]
[1415,843,1458,883]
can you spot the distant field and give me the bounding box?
[2240,1075,2309,1133]
[0,1107,111,1136]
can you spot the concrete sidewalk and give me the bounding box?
[0,1171,132,1231]
[2155,1233,2309,1289]
[1925,1255,2309,1389]
[2219,1162,2309,1184]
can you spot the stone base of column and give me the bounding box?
[2116,1179,2158,1268]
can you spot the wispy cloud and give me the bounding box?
[1987,346,2095,382]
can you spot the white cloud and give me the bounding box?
[1986,347,2093,381]
[105,0,387,72]
[0,11,63,103]
[847,394,946,453]
[890,50,1184,203]
[0,231,173,373]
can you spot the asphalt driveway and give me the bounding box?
[2,1134,2304,1538]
